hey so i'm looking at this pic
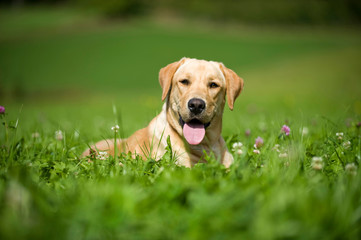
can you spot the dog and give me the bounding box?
[82,57,244,167]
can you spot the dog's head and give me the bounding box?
[159,57,244,145]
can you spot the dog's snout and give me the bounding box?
[188,98,206,115]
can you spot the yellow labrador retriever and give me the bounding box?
[83,57,244,167]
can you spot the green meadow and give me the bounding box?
[0,7,361,239]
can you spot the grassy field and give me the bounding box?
[1,7,361,239]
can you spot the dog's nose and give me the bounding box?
[188,98,206,115]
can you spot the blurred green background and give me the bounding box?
[0,0,361,138]
[1,1,361,239]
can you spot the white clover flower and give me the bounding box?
[336,132,343,140]
[235,149,243,155]
[232,142,243,149]
[31,132,40,138]
[232,142,243,155]
[311,156,323,170]
[312,156,323,162]
[272,144,281,152]
[97,151,109,160]
[253,149,261,154]
[343,141,351,149]
[279,153,288,158]
[55,130,63,141]
[301,127,309,136]
[345,163,357,176]
[111,125,120,133]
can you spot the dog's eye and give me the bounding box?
[209,82,219,88]
[180,79,189,85]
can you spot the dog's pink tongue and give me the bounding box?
[183,122,205,145]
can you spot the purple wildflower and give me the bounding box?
[281,125,291,136]
[254,136,264,149]
[245,129,251,137]
[0,106,5,114]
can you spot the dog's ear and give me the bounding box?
[159,57,188,101]
[220,63,244,110]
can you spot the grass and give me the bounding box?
[1,7,361,240]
